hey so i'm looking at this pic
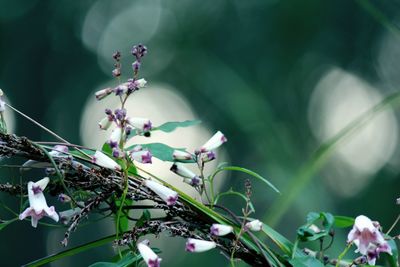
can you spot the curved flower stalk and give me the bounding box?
[137,240,162,267]
[347,215,392,265]
[185,238,216,253]
[19,177,59,228]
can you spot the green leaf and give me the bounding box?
[333,216,354,228]
[289,255,324,267]
[154,120,201,133]
[0,113,7,134]
[136,210,151,228]
[262,223,294,255]
[210,166,280,194]
[0,217,18,231]
[385,238,398,267]
[297,212,334,242]
[22,235,117,266]
[89,249,161,267]
[266,92,400,227]
[125,143,194,162]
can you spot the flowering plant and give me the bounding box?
[0,44,399,267]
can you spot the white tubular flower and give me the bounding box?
[98,116,113,130]
[135,78,147,89]
[95,87,113,100]
[127,117,152,132]
[347,215,392,265]
[108,126,122,148]
[144,180,178,206]
[210,224,233,236]
[185,238,216,253]
[245,219,263,232]
[198,131,227,153]
[137,240,162,267]
[170,163,198,179]
[172,150,193,161]
[92,151,121,171]
[130,150,152,164]
[19,177,59,228]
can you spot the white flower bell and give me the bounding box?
[19,177,59,228]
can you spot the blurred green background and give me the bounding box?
[1,0,400,266]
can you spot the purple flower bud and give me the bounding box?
[201,151,216,163]
[58,193,72,203]
[198,131,227,153]
[132,61,141,71]
[114,108,126,121]
[105,108,113,115]
[131,44,148,59]
[112,148,125,159]
[112,51,121,61]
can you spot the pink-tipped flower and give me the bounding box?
[98,116,113,130]
[137,240,162,267]
[347,215,392,265]
[108,126,122,148]
[95,87,113,100]
[210,224,233,236]
[19,177,59,228]
[201,151,216,163]
[172,150,193,161]
[127,117,152,133]
[130,150,152,164]
[198,131,227,153]
[185,238,216,253]
[144,180,178,206]
[245,219,263,232]
[92,151,121,171]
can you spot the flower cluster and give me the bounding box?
[170,131,227,187]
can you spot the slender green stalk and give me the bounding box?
[335,243,352,267]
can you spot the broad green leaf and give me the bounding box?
[22,235,117,266]
[289,255,324,267]
[125,143,194,162]
[154,120,201,133]
[334,216,354,228]
[266,92,400,227]
[210,166,280,194]
[262,223,294,255]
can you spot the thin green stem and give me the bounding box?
[335,243,352,267]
